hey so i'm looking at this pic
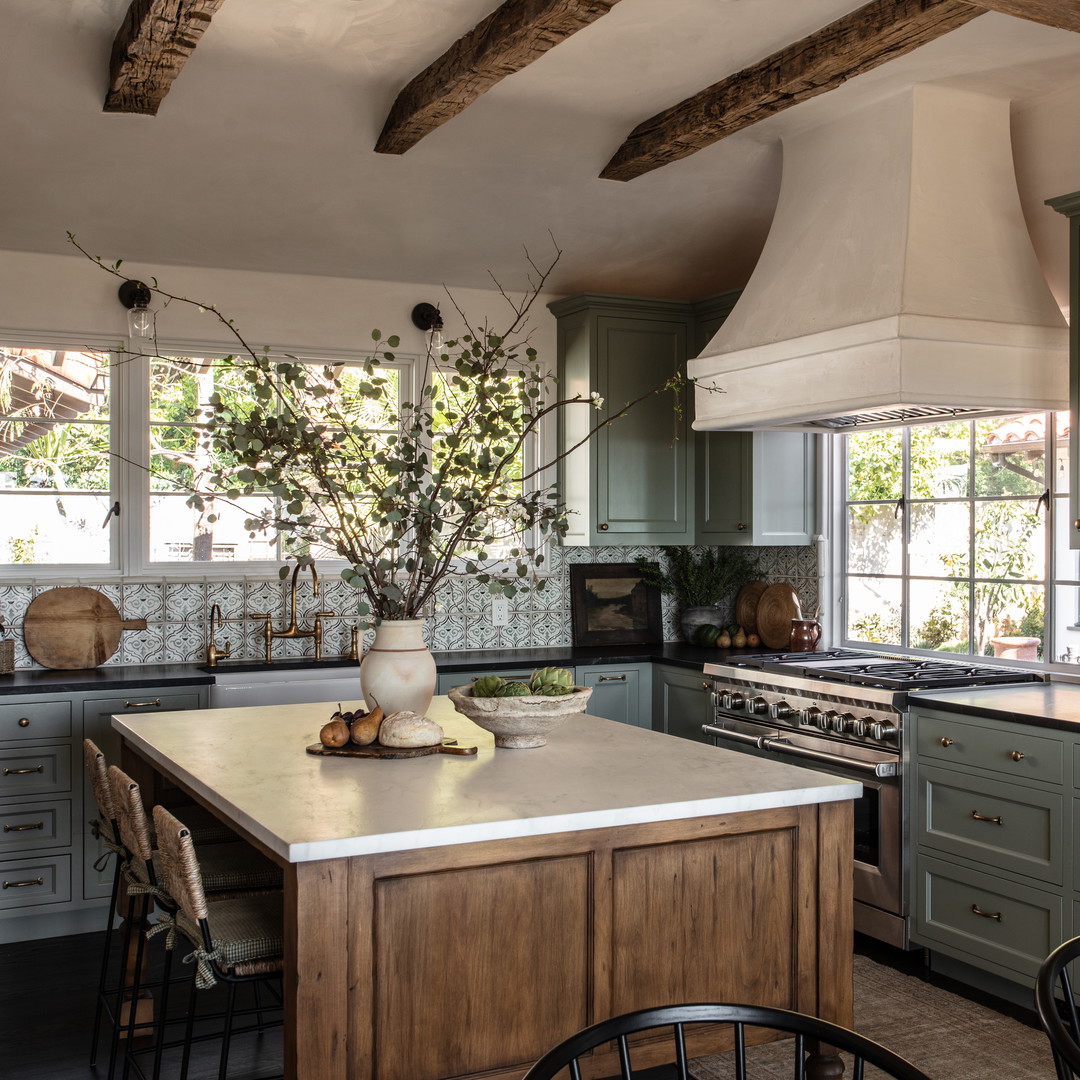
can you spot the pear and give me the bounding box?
[717,630,732,648]
[733,627,747,648]
[319,719,350,747]
[350,705,383,745]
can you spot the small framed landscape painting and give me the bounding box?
[569,562,663,647]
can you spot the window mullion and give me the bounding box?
[118,344,150,575]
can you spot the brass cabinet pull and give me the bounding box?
[939,737,954,747]
[701,681,710,690]
[737,522,747,531]
[123,699,162,709]
[598,674,627,682]
[17,718,29,727]
[3,821,44,832]
[598,523,609,531]
[971,810,1003,825]
[971,904,1002,922]
[2,877,44,889]
[1010,750,1025,762]
[3,765,44,776]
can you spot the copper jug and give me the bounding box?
[789,619,821,652]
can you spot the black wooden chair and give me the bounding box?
[522,1002,934,1080]
[1036,935,1080,1080]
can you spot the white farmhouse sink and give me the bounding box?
[209,664,364,709]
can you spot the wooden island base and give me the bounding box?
[285,800,852,1080]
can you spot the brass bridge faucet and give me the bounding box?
[251,562,334,663]
[205,604,231,667]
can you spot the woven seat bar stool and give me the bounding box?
[106,765,282,1080]
[152,803,285,1080]
[522,1002,935,1080]
[82,740,250,1079]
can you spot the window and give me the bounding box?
[0,345,114,566]
[842,413,1079,664]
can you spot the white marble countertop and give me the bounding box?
[113,697,859,864]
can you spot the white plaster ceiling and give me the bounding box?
[1,0,1079,303]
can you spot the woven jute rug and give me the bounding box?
[688,952,1054,1079]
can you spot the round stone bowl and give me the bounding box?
[447,685,593,748]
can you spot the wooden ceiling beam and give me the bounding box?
[104,0,227,115]
[375,0,622,155]
[960,0,1080,33]
[600,0,985,182]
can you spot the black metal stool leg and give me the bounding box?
[90,851,122,1069]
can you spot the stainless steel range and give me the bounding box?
[702,650,1042,949]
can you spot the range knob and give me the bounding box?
[819,710,840,732]
[852,717,872,738]
[830,712,856,734]
[748,696,770,715]
[720,691,745,711]
[769,701,795,721]
[801,706,822,727]
[868,721,898,743]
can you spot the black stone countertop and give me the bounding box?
[0,644,747,696]
[910,681,1080,732]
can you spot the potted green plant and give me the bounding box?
[73,238,687,713]
[636,547,760,644]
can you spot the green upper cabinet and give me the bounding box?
[551,291,817,547]
[551,294,693,546]
[1047,191,1080,549]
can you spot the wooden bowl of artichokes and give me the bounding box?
[447,667,592,748]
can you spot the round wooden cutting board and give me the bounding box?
[22,587,147,669]
[755,583,803,650]
[734,580,767,633]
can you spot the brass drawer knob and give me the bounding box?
[17,718,29,728]
[1010,750,1025,762]
[598,523,609,531]
[939,737,954,747]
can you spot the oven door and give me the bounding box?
[704,717,905,943]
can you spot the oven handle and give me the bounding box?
[702,724,898,779]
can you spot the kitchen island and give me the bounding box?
[115,697,859,1080]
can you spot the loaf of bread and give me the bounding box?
[378,710,444,748]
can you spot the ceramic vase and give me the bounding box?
[359,619,436,716]
[680,605,725,644]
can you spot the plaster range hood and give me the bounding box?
[687,85,1069,433]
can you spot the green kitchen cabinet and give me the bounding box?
[551,291,817,546]
[551,294,693,546]
[578,663,651,728]
[908,705,1068,986]
[0,684,207,944]
[652,663,713,743]
[1047,190,1080,549]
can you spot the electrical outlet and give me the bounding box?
[491,596,510,626]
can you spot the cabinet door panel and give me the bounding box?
[580,664,650,728]
[654,665,712,742]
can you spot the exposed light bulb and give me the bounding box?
[128,302,153,339]
[429,327,444,351]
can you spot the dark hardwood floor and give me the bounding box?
[4,928,282,1080]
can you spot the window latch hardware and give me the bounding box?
[102,501,120,529]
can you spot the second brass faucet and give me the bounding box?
[251,562,334,663]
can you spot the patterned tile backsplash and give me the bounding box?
[0,544,818,668]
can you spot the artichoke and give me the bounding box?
[529,666,575,693]
[471,675,506,698]
[496,681,532,697]
[534,683,573,697]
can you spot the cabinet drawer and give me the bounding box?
[917,764,1062,884]
[0,744,71,797]
[0,853,71,909]
[0,700,71,744]
[915,712,1062,785]
[0,799,70,852]
[914,854,1063,979]
[85,691,205,718]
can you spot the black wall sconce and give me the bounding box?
[411,303,444,350]
[118,279,153,339]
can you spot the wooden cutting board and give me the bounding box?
[22,587,147,669]
[306,739,477,759]
[755,583,803,650]
[734,580,767,633]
